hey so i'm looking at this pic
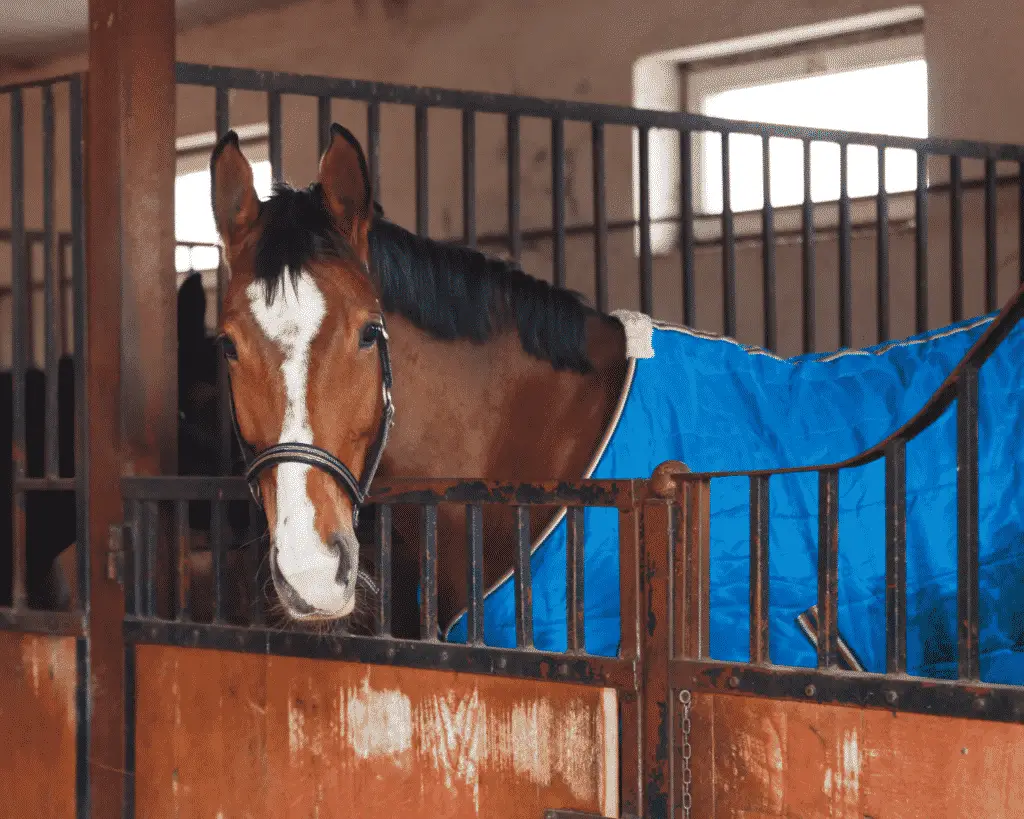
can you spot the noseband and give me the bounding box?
[223,318,395,529]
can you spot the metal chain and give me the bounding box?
[679,689,692,818]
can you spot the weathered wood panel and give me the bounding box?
[688,690,1024,818]
[0,632,77,818]
[135,644,619,818]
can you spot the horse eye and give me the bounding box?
[359,323,380,349]
[220,335,238,360]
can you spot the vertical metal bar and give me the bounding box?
[592,122,609,313]
[838,142,852,349]
[507,114,522,262]
[877,146,890,343]
[317,96,332,158]
[59,240,68,357]
[366,101,381,205]
[462,109,476,248]
[415,105,429,237]
[514,505,533,648]
[761,135,776,351]
[420,503,439,640]
[957,366,980,680]
[802,137,816,353]
[267,91,283,184]
[10,88,27,609]
[637,126,653,315]
[721,132,736,337]
[375,503,392,636]
[43,84,61,479]
[144,500,158,617]
[215,88,232,475]
[749,475,770,664]
[466,504,484,644]
[680,130,696,326]
[885,437,907,674]
[817,470,839,669]
[126,501,139,618]
[566,506,585,653]
[552,117,566,289]
[950,155,964,323]
[915,151,928,333]
[174,500,190,621]
[69,75,87,612]
[211,497,225,623]
[984,158,998,313]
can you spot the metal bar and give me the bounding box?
[950,155,964,323]
[761,135,776,351]
[367,101,381,205]
[420,503,439,640]
[375,504,392,636]
[466,504,484,644]
[721,132,736,337]
[211,497,225,623]
[566,506,585,653]
[985,158,998,313]
[838,142,852,348]
[514,505,533,648]
[507,114,522,262]
[802,138,816,353]
[876,146,890,343]
[267,91,283,184]
[749,475,770,664]
[10,88,27,609]
[817,470,839,669]
[462,109,476,247]
[0,607,84,636]
[680,130,696,326]
[144,501,158,618]
[637,126,652,315]
[957,366,980,680]
[126,502,139,617]
[552,117,566,289]
[915,151,928,333]
[69,75,87,613]
[885,437,907,674]
[214,86,233,477]
[592,123,608,313]
[317,96,331,157]
[415,105,428,236]
[175,500,190,621]
[43,84,61,479]
[59,245,68,357]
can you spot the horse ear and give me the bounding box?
[318,123,372,260]
[210,131,260,248]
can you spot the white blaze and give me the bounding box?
[248,273,351,613]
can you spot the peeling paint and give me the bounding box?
[418,688,487,812]
[288,698,307,762]
[343,674,413,764]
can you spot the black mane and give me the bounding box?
[251,182,597,372]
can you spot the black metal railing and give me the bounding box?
[0,75,86,629]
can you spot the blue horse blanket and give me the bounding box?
[445,311,1024,684]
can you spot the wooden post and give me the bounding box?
[86,0,176,813]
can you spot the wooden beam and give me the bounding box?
[86,0,176,812]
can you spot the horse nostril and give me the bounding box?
[332,534,353,585]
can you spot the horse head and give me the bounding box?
[210,124,392,623]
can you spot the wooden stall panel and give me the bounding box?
[135,644,619,819]
[0,632,77,818]
[687,690,1024,818]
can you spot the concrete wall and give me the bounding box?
[1,0,1022,363]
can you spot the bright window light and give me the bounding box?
[175,159,274,273]
[698,59,928,213]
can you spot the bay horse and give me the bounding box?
[210,123,627,637]
[210,123,1024,681]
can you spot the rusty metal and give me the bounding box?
[817,470,840,670]
[885,437,908,673]
[761,135,776,352]
[749,475,770,665]
[795,605,866,672]
[419,503,439,640]
[375,503,392,636]
[566,506,585,653]
[514,505,533,649]
[957,365,981,680]
[877,146,890,342]
[465,503,484,645]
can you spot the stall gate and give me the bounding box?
[3,62,1024,818]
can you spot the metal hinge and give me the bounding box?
[106,523,126,584]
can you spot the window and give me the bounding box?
[633,6,927,253]
[174,124,273,275]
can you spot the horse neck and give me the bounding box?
[379,312,628,483]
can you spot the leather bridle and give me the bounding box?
[222,316,395,529]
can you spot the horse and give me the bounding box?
[209,123,1024,683]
